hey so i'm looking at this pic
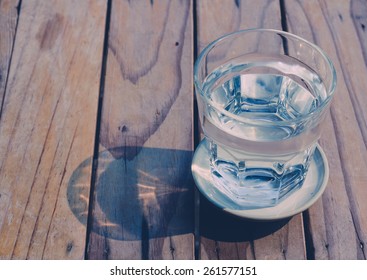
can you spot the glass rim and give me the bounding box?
[194,28,337,126]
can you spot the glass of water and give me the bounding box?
[194,29,336,209]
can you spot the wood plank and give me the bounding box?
[0,0,20,115]
[196,0,306,260]
[86,0,194,259]
[0,0,107,259]
[284,0,366,259]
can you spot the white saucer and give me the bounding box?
[192,139,329,220]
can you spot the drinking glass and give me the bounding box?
[194,29,336,209]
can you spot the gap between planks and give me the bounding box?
[84,0,112,260]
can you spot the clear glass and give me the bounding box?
[194,29,336,209]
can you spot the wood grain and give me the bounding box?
[0,0,365,261]
[86,0,194,259]
[0,0,107,259]
[0,0,20,116]
[196,0,306,260]
[284,0,366,259]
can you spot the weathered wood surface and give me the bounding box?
[0,0,20,116]
[0,0,366,260]
[86,0,194,259]
[284,0,366,259]
[0,0,107,259]
[196,0,306,260]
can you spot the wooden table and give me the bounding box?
[0,0,366,260]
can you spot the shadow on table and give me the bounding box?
[67,146,194,242]
[67,146,290,245]
[199,193,291,242]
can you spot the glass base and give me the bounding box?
[191,138,329,218]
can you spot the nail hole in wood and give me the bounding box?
[119,125,128,133]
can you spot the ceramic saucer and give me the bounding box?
[191,139,329,220]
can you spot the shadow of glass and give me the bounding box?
[67,146,194,241]
[67,146,291,244]
[199,193,291,242]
